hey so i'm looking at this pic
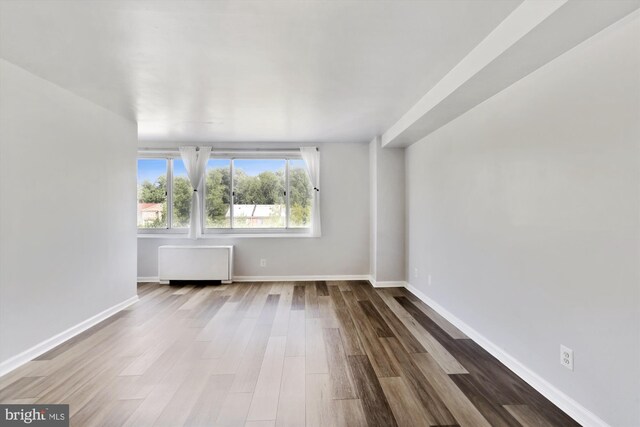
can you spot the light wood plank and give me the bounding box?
[399,315,468,374]
[380,376,435,427]
[231,295,281,393]
[206,318,256,365]
[247,336,287,421]
[245,421,276,427]
[410,296,469,339]
[412,352,491,427]
[216,392,254,427]
[331,399,367,427]
[305,282,320,318]
[275,356,305,427]
[270,284,293,337]
[504,404,556,427]
[305,373,332,427]
[305,318,329,374]
[323,328,356,399]
[284,310,305,357]
[185,374,235,426]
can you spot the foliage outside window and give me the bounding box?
[137,155,313,233]
[288,159,313,228]
[137,159,167,228]
[205,159,232,228]
[171,159,192,228]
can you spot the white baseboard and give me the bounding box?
[232,274,369,282]
[0,295,139,379]
[368,276,406,288]
[405,283,609,427]
[137,275,370,284]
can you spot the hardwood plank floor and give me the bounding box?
[0,281,580,426]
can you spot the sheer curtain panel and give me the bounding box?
[300,147,321,237]
[179,146,211,239]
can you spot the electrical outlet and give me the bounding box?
[428,274,432,286]
[413,268,419,279]
[560,345,573,371]
[260,259,267,267]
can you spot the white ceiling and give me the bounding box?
[0,0,521,143]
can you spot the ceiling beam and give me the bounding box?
[381,0,640,148]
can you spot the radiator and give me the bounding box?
[158,245,233,283]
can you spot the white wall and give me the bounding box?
[406,12,639,427]
[369,137,405,283]
[0,60,138,365]
[137,142,369,279]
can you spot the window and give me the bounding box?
[205,159,231,228]
[171,159,191,228]
[232,159,286,228]
[138,152,314,234]
[137,159,168,229]
[288,159,312,228]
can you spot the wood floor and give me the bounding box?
[0,281,579,426]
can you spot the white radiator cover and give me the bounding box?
[158,245,233,283]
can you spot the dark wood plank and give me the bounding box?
[396,296,524,404]
[347,354,398,427]
[395,296,455,347]
[323,328,357,400]
[305,281,320,318]
[343,291,399,377]
[315,281,329,296]
[328,285,347,309]
[349,281,372,301]
[291,284,306,310]
[380,337,458,426]
[358,300,395,338]
[396,296,579,426]
[449,374,521,427]
[365,288,426,353]
[329,286,365,356]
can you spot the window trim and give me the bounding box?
[137,150,314,236]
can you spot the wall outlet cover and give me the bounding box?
[560,345,574,371]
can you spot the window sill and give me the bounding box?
[137,232,315,239]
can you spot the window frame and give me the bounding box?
[137,153,191,234]
[137,150,313,237]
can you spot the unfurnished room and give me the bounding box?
[0,1,638,426]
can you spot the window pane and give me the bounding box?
[137,159,167,228]
[233,159,286,228]
[205,159,231,228]
[172,159,192,228]
[288,159,312,228]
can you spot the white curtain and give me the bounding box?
[179,146,211,239]
[300,147,321,237]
